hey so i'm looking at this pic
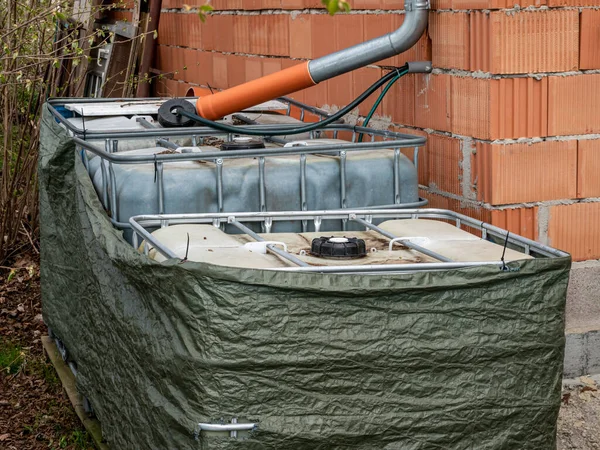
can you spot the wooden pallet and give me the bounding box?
[41,336,109,450]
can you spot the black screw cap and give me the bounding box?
[310,236,367,259]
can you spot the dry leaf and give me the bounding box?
[580,375,596,386]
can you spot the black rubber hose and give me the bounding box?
[176,65,408,137]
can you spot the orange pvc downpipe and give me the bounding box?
[195,62,315,120]
[186,86,214,98]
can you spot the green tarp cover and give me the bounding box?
[39,105,571,449]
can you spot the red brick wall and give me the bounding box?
[107,1,600,261]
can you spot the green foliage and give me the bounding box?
[48,429,94,449]
[182,3,215,22]
[0,339,24,374]
[0,0,158,263]
[70,430,94,448]
[321,0,351,15]
[0,0,111,263]
[0,0,60,263]
[0,338,61,382]
[197,4,215,22]
[3,340,93,448]
[28,357,61,386]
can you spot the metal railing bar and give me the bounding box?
[258,157,266,213]
[393,149,400,205]
[156,138,178,150]
[277,97,330,118]
[136,117,157,129]
[216,159,224,213]
[300,154,307,232]
[72,136,425,165]
[156,162,165,214]
[268,261,504,273]
[108,162,118,222]
[47,102,426,143]
[231,114,290,146]
[100,141,110,209]
[413,146,419,173]
[352,216,453,263]
[108,200,429,231]
[228,219,309,267]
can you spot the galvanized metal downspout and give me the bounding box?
[194,0,430,120]
[308,0,431,82]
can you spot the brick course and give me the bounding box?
[548,203,600,261]
[577,140,600,198]
[580,9,600,69]
[474,140,578,205]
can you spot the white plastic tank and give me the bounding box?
[144,220,531,269]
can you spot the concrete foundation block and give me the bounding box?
[564,330,600,378]
[565,260,600,331]
[563,260,600,378]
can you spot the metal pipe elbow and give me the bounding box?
[389,0,430,55]
[308,0,430,83]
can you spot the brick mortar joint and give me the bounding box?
[486,135,600,144]
[421,186,600,210]
[387,123,600,145]
[431,68,600,79]
[538,206,549,245]
[157,45,301,60]
[159,8,409,15]
[433,5,593,12]
[156,5,600,13]
[459,138,476,201]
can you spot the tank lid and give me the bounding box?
[310,236,367,259]
[220,137,265,151]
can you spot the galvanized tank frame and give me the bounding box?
[48,96,424,160]
[129,209,569,274]
[48,96,424,179]
[74,130,426,230]
[48,97,428,234]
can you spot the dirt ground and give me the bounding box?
[1,254,599,449]
[0,253,93,450]
[558,376,600,450]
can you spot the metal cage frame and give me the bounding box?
[48,97,430,231]
[129,208,568,274]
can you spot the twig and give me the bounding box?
[21,223,39,254]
